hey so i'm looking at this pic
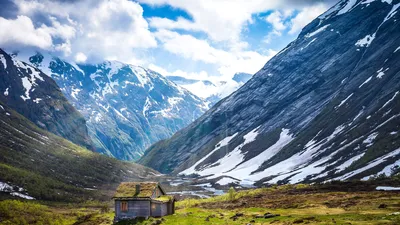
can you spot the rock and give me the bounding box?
[378,204,388,209]
[151,220,162,225]
[235,213,244,217]
[264,213,280,218]
[293,219,304,224]
[250,219,255,223]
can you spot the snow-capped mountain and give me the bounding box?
[0,49,93,149]
[140,0,400,185]
[14,52,208,161]
[167,72,253,107]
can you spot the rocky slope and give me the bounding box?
[0,99,157,201]
[14,52,208,161]
[140,0,400,186]
[0,49,93,149]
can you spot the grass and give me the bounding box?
[0,200,115,225]
[176,184,309,208]
[1,182,400,224]
[135,183,400,225]
[0,101,158,202]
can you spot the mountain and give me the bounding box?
[232,72,252,83]
[139,0,400,186]
[0,99,157,201]
[0,49,93,150]
[166,73,252,107]
[13,52,208,161]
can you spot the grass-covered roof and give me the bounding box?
[153,195,174,203]
[114,182,159,198]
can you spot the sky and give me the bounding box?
[0,0,338,83]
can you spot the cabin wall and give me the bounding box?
[115,200,151,219]
[167,201,175,215]
[151,202,168,217]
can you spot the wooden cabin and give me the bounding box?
[113,182,175,222]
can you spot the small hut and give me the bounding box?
[113,182,175,222]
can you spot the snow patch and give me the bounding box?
[356,34,376,47]
[380,91,399,110]
[3,88,9,96]
[10,192,35,200]
[383,3,400,23]
[130,66,150,87]
[363,132,378,147]
[359,76,372,88]
[337,0,358,15]
[0,181,35,200]
[301,38,317,50]
[0,54,7,69]
[216,177,238,186]
[336,153,366,172]
[33,98,42,104]
[20,77,33,101]
[305,25,330,38]
[143,97,151,116]
[180,133,238,176]
[336,93,353,108]
[223,129,293,182]
[335,148,400,180]
[71,88,81,100]
[376,186,400,191]
[376,67,389,78]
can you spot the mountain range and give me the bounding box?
[139,0,400,186]
[12,51,208,161]
[167,72,253,107]
[0,49,157,201]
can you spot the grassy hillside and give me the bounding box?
[126,181,400,225]
[0,100,158,202]
[3,181,399,225]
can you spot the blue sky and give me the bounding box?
[0,0,337,82]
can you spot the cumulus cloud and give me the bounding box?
[75,52,87,63]
[3,0,157,64]
[266,11,287,31]
[0,0,338,94]
[141,0,336,44]
[154,29,277,78]
[0,15,53,49]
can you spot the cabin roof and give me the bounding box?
[153,195,174,203]
[114,182,160,198]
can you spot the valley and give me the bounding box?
[1,0,400,224]
[2,180,400,225]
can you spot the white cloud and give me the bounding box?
[154,29,277,79]
[266,11,287,31]
[75,52,87,63]
[7,0,157,64]
[148,17,200,32]
[148,63,240,99]
[289,4,328,34]
[0,15,53,49]
[141,0,335,44]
